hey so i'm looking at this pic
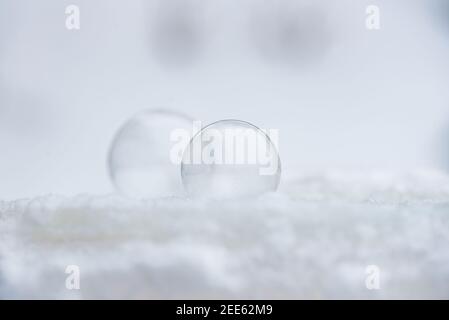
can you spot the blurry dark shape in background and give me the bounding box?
[0,3,48,138]
[0,2,46,139]
[148,0,204,67]
[250,1,332,67]
[0,85,48,136]
[433,0,449,32]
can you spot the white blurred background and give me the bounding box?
[1,0,449,200]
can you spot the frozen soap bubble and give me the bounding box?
[181,119,281,199]
[108,109,195,198]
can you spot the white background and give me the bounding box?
[1,0,449,199]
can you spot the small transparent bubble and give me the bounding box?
[108,109,194,199]
[181,119,281,199]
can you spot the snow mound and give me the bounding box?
[1,171,449,299]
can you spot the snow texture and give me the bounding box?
[1,171,449,299]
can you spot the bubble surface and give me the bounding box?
[108,110,194,198]
[181,119,281,199]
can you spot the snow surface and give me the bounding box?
[1,171,449,299]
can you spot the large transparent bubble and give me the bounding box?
[181,120,281,199]
[108,109,194,198]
